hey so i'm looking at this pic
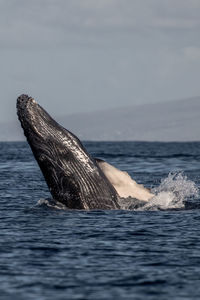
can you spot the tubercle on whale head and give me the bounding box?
[17,94,39,122]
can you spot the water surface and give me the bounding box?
[0,141,200,300]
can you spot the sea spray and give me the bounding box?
[141,172,199,210]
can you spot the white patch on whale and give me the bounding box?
[96,159,154,201]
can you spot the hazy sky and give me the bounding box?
[1,0,200,122]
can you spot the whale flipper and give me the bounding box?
[95,158,154,201]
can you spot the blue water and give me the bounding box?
[1,141,200,300]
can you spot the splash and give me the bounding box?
[36,172,199,211]
[140,172,199,211]
[37,198,68,210]
[118,197,147,210]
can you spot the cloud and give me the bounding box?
[184,46,200,60]
[0,0,200,124]
[0,0,200,48]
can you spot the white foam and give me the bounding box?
[140,172,199,211]
[37,198,68,210]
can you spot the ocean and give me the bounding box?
[0,141,200,300]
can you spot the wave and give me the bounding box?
[95,153,200,160]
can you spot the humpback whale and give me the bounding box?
[17,95,120,209]
[17,94,153,209]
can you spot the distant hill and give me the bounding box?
[1,97,200,141]
[58,97,200,141]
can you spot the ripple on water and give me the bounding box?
[1,142,200,299]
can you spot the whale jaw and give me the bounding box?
[17,94,119,209]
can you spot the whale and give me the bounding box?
[17,94,120,209]
[17,94,153,209]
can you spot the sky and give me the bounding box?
[0,0,200,123]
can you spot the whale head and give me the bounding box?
[17,94,119,209]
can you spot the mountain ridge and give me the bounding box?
[1,97,200,141]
